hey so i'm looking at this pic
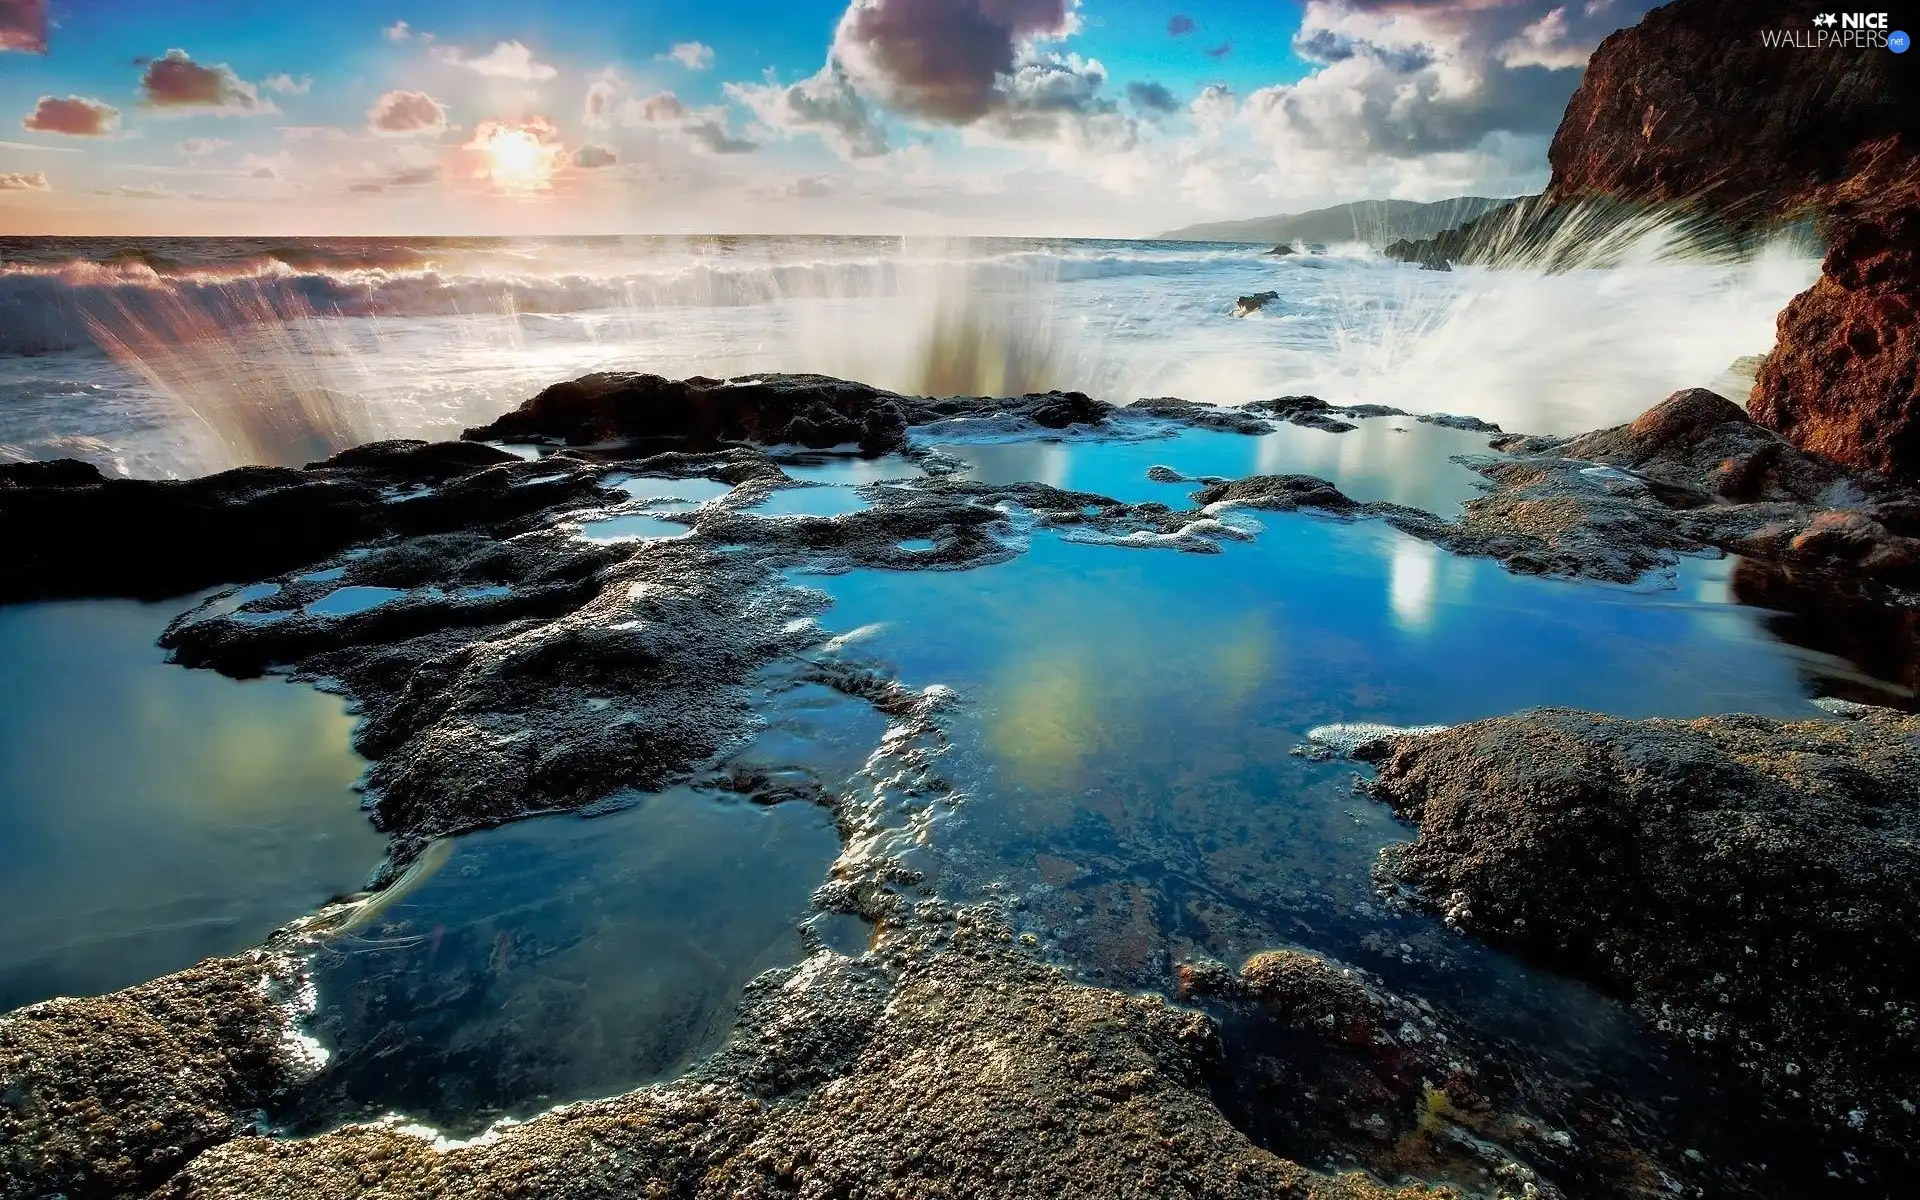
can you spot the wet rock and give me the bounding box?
[0,954,313,1200]
[1194,474,1360,514]
[464,372,915,454]
[1128,396,1272,435]
[1411,389,1920,591]
[1193,949,1696,1199]
[1266,244,1295,257]
[1232,291,1281,317]
[0,444,609,604]
[1416,414,1501,434]
[162,946,1446,1200]
[1364,707,1920,1160]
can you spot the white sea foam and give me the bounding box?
[0,231,1820,477]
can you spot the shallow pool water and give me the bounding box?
[0,599,383,1010]
[608,475,734,508]
[284,679,886,1135]
[750,484,872,517]
[927,417,1493,515]
[306,586,408,617]
[576,512,690,542]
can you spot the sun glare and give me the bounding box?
[467,118,566,194]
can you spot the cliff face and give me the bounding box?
[1545,0,1920,479]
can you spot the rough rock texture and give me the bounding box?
[1232,291,1280,317]
[1546,1,1913,219]
[0,954,310,1200]
[1544,0,1920,478]
[161,940,1445,1200]
[1750,202,1920,478]
[1365,707,1920,1158]
[1428,389,1920,589]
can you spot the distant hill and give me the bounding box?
[1158,197,1522,247]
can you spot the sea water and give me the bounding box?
[0,233,1817,477]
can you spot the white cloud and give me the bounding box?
[727,63,888,160]
[385,20,411,42]
[662,41,714,70]
[263,73,312,95]
[435,40,557,81]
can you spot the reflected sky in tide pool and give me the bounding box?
[928,417,1496,515]
[0,599,382,1011]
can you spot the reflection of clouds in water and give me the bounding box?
[1388,537,1440,634]
[983,591,1281,794]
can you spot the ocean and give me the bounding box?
[0,232,1819,478]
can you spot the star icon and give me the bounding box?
[1814,12,1838,26]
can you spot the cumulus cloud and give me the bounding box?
[367,90,448,136]
[1240,0,1650,161]
[1125,81,1179,115]
[178,137,229,157]
[435,40,557,81]
[139,49,274,114]
[590,76,759,155]
[1167,14,1195,37]
[572,143,616,168]
[663,41,715,70]
[832,0,1080,123]
[22,95,119,137]
[1,0,43,54]
[263,73,311,95]
[0,170,49,190]
[384,20,411,41]
[727,63,888,160]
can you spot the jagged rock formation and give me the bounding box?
[1545,0,1919,479]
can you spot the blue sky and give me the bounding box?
[0,1,1655,235]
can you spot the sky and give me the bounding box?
[0,0,1659,236]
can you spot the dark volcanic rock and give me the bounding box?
[0,954,312,1200]
[1365,707,1920,1157]
[1127,396,1272,435]
[0,443,606,604]
[464,372,914,454]
[161,940,1439,1200]
[1265,244,1295,257]
[1232,290,1280,317]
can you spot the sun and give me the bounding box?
[467,118,566,194]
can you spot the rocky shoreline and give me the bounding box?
[3,362,1918,1198]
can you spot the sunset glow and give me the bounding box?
[468,119,565,195]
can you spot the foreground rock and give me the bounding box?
[160,935,1441,1200]
[1363,707,1920,1161]
[0,954,312,1200]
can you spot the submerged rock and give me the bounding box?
[159,941,1445,1200]
[0,953,314,1200]
[1232,291,1281,317]
[1363,707,1920,1160]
